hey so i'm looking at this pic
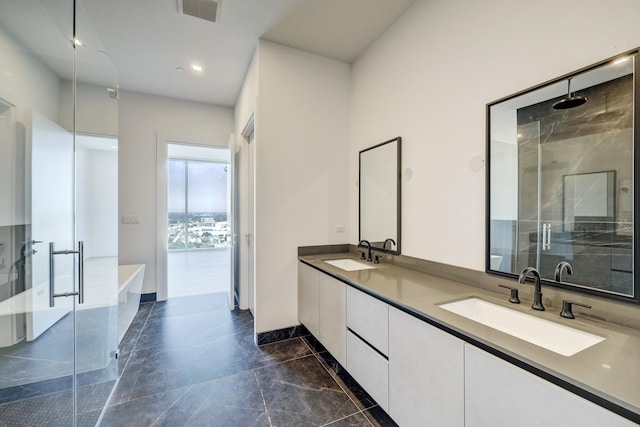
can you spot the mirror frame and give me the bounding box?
[485,48,640,303]
[359,136,402,255]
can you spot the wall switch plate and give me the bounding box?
[335,225,345,233]
[122,215,141,224]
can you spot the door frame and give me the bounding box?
[155,133,231,302]
[238,114,255,312]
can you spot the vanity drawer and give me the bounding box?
[346,286,389,355]
[347,330,389,411]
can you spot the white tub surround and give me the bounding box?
[118,264,145,343]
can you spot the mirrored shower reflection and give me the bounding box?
[489,55,635,298]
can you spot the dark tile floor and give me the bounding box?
[101,293,397,426]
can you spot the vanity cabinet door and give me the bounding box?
[346,286,389,356]
[388,307,464,427]
[347,330,389,411]
[319,273,346,366]
[298,263,319,338]
[464,344,635,427]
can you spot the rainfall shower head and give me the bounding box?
[553,78,587,110]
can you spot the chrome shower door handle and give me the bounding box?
[49,241,84,307]
[49,242,55,307]
[78,241,84,304]
[541,223,551,251]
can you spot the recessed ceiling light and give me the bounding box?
[613,56,630,65]
[73,38,83,47]
[176,66,185,72]
[191,64,203,72]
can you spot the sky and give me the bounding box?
[168,160,228,213]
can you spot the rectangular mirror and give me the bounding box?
[487,49,638,301]
[359,137,401,254]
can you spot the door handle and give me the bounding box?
[546,223,552,250]
[541,223,551,251]
[22,240,43,245]
[49,241,85,307]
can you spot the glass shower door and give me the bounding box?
[0,0,119,424]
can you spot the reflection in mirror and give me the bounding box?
[359,137,401,255]
[488,50,637,301]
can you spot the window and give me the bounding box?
[168,159,230,250]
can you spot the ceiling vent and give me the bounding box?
[178,0,221,24]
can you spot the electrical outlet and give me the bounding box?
[335,225,345,233]
[122,215,141,224]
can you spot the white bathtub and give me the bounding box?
[118,264,145,344]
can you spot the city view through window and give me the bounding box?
[168,159,231,250]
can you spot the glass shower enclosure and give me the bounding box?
[0,0,119,424]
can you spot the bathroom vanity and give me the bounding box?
[298,251,640,426]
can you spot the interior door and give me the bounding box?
[26,110,75,341]
[231,149,240,308]
[247,133,255,315]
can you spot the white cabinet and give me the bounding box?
[346,286,389,355]
[319,273,346,366]
[298,262,319,338]
[388,307,464,427]
[345,286,390,411]
[464,344,635,427]
[298,262,346,365]
[300,262,633,427]
[347,330,389,411]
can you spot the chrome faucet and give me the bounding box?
[518,267,545,311]
[554,261,573,283]
[383,238,396,250]
[358,240,372,262]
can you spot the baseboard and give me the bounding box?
[257,324,309,345]
[140,292,157,303]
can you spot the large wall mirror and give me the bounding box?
[359,137,401,255]
[487,49,638,302]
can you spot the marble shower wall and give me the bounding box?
[0,225,26,303]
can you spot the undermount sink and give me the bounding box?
[438,297,605,356]
[324,258,376,271]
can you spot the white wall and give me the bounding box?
[235,50,258,142]
[0,26,61,124]
[490,141,517,220]
[77,145,118,258]
[253,40,351,333]
[59,81,118,136]
[118,90,233,294]
[349,0,640,272]
[0,25,61,227]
